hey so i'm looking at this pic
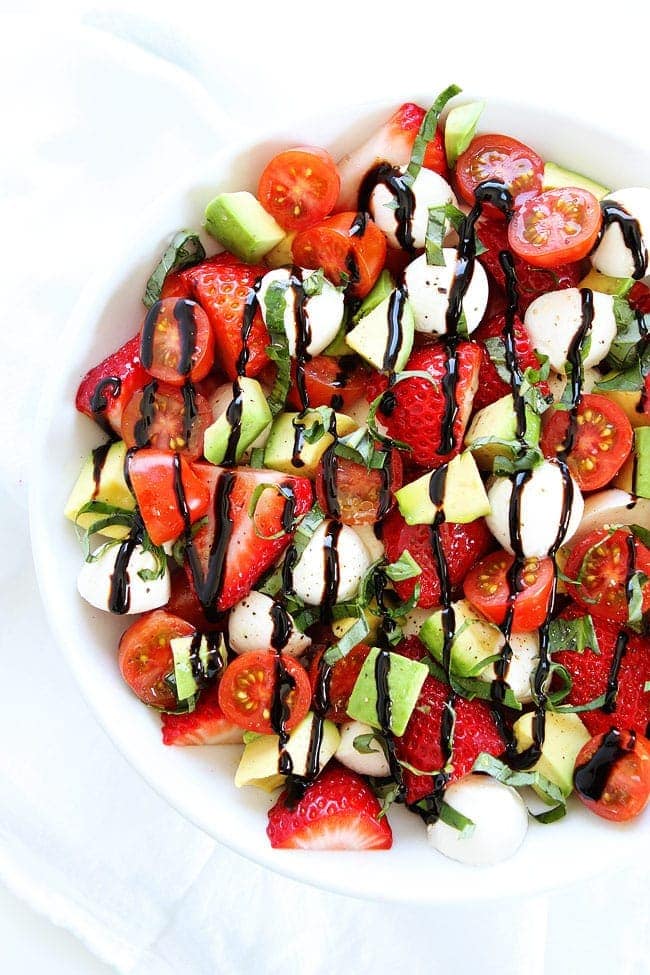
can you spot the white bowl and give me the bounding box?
[30,94,650,902]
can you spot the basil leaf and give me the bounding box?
[371,779,403,819]
[596,345,650,392]
[631,523,650,549]
[548,614,600,655]
[425,206,447,266]
[491,446,544,476]
[550,693,608,715]
[143,230,205,309]
[323,615,370,665]
[483,337,512,386]
[627,571,649,632]
[438,800,476,837]
[406,84,461,184]
[353,733,383,755]
[264,281,292,416]
[249,447,265,468]
[384,550,422,582]
[604,297,649,370]
[424,656,522,711]
[472,752,567,815]
[247,482,295,540]
[138,531,168,581]
[302,267,325,297]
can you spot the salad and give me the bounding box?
[65,85,650,863]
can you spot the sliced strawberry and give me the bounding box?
[552,605,650,737]
[267,763,393,850]
[186,465,313,613]
[75,334,149,435]
[382,509,494,608]
[366,342,482,468]
[628,281,650,315]
[161,683,243,746]
[308,643,372,723]
[473,312,551,413]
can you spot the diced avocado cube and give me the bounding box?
[614,427,650,499]
[234,713,340,790]
[204,191,285,264]
[513,711,590,798]
[345,291,415,373]
[444,100,485,167]
[351,270,395,323]
[64,440,135,539]
[203,378,272,465]
[346,647,428,737]
[420,598,502,678]
[264,231,296,269]
[543,161,609,201]
[595,384,650,430]
[263,410,357,478]
[170,634,227,702]
[395,451,490,526]
[578,268,633,297]
[464,394,541,471]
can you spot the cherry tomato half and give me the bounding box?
[121,382,212,458]
[258,146,340,231]
[540,393,633,492]
[286,355,371,412]
[118,609,195,709]
[292,211,387,298]
[127,449,210,545]
[217,651,311,734]
[140,298,214,386]
[508,187,602,268]
[574,729,650,822]
[455,134,544,209]
[564,527,650,624]
[309,643,371,723]
[315,451,404,525]
[463,550,554,632]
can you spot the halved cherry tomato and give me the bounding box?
[118,609,195,709]
[292,211,387,297]
[309,643,371,723]
[574,729,650,822]
[564,527,650,624]
[127,449,210,545]
[463,550,554,632]
[258,146,340,231]
[508,187,602,268]
[540,393,633,492]
[139,298,214,386]
[455,134,544,209]
[315,451,404,525]
[286,355,370,412]
[217,651,311,734]
[121,382,211,458]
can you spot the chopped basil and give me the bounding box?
[605,296,649,371]
[263,281,292,416]
[491,446,544,476]
[353,732,385,755]
[548,614,600,655]
[323,615,371,665]
[302,267,326,297]
[472,753,566,821]
[627,571,649,632]
[334,429,388,471]
[631,524,650,549]
[425,655,522,711]
[405,84,461,184]
[143,230,205,308]
[384,550,422,582]
[425,202,485,267]
[247,482,296,540]
[438,800,476,838]
[74,500,166,579]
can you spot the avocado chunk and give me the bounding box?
[578,268,633,297]
[464,394,541,471]
[263,410,357,477]
[345,290,415,373]
[204,191,285,264]
[264,231,296,269]
[543,161,609,201]
[346,647,428,737]
[234,713,340,790]
[203,378,272,465]
[395,450,490,525]
[351,269,395,323]
[64,440,135,539]
[596,385,650,430]
[420,598,502,678]
[614,427,650,498]
[513,711,590,797]
[444,100,485,166]
[170,634,227,702]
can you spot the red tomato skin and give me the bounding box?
[127,449,210,545]
[285,355,371,412]
[292,211,387,298]
[463,551,554,632]
[455,134,544,209]
[315,451,404,525]
[120,383,212,458]
[76,334,149,436]
[218,651,311,734]
[139,298,214,386]
[308,644,371,723]
[564,528,650,624]
[574,730,650,822]
[508,188,602,268]
[258,146,340,231]
[164,570,225,632]
[118,609,195,709]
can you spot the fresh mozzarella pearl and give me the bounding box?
[591,188,650,278]
[369,167,456,250]
[228,591,311,657]
[77,543,170,614]
[426,775,528,865]
[546,366,600,403]
[257,267,344,357]
[404,250,488,335]
[486,460,584,558]
[292,520,372,606]
[523,288,616,374]
[335,720,391,777]
[483,632,539,703]
[352,524,385,563]
[572,488,650,542]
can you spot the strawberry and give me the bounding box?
[628,281,650,315]
[161,683,243,746]
[366,342,482,468]
[75,333,149,435]
[266,763,393,850]
[308,643,372,723]
[186,465,313,613]
[382,508,494,609]
[472,312,551,413]
[551,605,650,737]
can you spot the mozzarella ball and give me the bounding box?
[591,188,650,278]
[335,720,391,777]
[523,288,616,374]
[257,267,344,357]
[404,250,488,335]
[486,460,584,558]
[77,543,170,614]
[483,631,539,703]
[228,591,311,657]
[369,167,456,250]
[573,488,650,542]
[427,775,528,865]
[292,520,372,605]
[351,524,385,563]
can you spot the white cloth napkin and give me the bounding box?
[3,6,650,974]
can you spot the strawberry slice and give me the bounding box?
[267,763,393,850]
[161,683,243,746]
[75,334,149,435]
[366,342,481,468]
[186,465,313,613]
[382,509,493,608]
[472,312,551,413]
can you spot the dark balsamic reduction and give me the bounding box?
[108,515,144,614]
[383,289,407,372]
[133,381,158,447]
[237,279,262,376]
[90,377,121,435]
[320,412,341,519]
[223,380,244,467]
[599,202,648,280]
[604,631,629,714]
[376,449,393,520]
[574,727,635,802]
[290,268,313,412]
[91,442,112,499]
[358,163,416,254]
[188,631,225,687]
[140,299,197,377]
[181,469,236,610]
[321,520,342,624]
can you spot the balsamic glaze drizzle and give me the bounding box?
[108,514,144,614]
[358,163,416,254]
[90,377,121,435]
[574,727,636,802]
[599,201,648,280]
[91,442,112,499]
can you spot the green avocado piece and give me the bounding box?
[170,634,227,702]
[513,711,590,798]
[578,268,633,297]
[204,191,285,264]
[351,270,395,323]
[263,410,356,477]
[64,440,135,539]
[543,162,609,201]
[345,290,414,373]
[234,713,340,790]
[419,598,502,678]
[444,100,485,167]
[203,378,272,465]
[346,647,428,737]
[464,393,541,471]
[615,427,650,498]
[395,450,490,526]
